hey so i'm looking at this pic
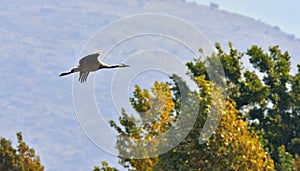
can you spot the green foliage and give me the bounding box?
[187,42,300,169]
[93,161,118,171]
[246,45,299,162]
[276,145,300,171]
[0,132,44,171]
[97,76,274,170]
[277,145,293,171]
[97,43,300,170]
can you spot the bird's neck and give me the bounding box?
[101,65,120,69]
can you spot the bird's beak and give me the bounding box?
[124,64,130,67]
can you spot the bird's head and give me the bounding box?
[118,63,130,67]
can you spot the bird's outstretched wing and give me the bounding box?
[78,53,101,70]
[77,53,99,83]
[79,71,90,83]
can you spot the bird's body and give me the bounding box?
[59,50,129,82]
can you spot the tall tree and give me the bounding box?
[187,42,300,169]
[97,43,300,170]
[0,132,44,171]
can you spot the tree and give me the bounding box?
[93,161,118,171]
[187,42,300,169]
[97,78,274,170]
[0,132,44,171]
[108,81,175,170]
[153,76,274,170]
[97,43,300,170]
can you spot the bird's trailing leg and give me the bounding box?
[59,69,75,77]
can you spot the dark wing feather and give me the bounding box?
[79,72,90,83]
[77,53,99,83]
[78,53,100,69]
[77,51,109,83]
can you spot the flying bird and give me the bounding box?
[59,50,129,83]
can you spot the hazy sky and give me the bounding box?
[188,0,300,39]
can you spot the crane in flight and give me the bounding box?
[59,50,129,83]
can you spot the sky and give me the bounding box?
[188,0,300,39]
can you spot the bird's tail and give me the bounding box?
[59,69,74,77]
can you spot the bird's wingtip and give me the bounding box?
[95,50,103,54]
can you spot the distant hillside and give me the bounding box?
[0,0,299,170]
[75,0,299,71]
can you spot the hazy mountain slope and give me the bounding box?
[0,0,299,170]
[94,0,300,71]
